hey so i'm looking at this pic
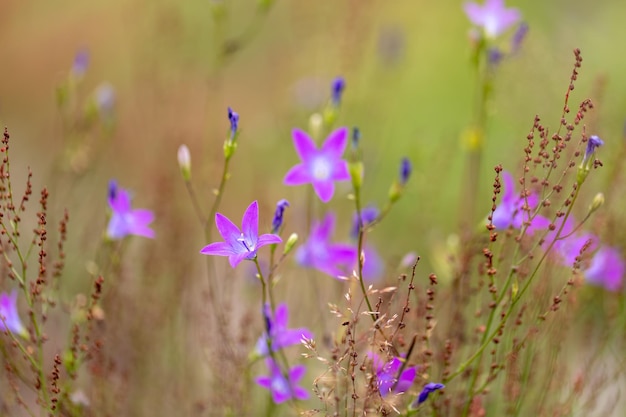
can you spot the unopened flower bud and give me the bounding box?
[271,199,290,234]
[309,113,323,141]
[177,145,191,181]
[589,192,605,214]
[283,233,298,255]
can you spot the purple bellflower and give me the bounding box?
[201,201,282,268]
[331,77,346,105]
[256,358,309,403]
[464,0,521,38]
[350,205,380,239]
[283,127,351,203]
[107,181,155,240]
[0,291,27,337]
[584,246,625,292]
[368,352,417,397]
[583,135,604,165]
[414,382,445,406]
[357,245,384,282]
[255,303,313,356]
[271,199,290,234]
[296,213,356,278]
[491,171,549,234]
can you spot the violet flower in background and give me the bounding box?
[283,127,351,203]
[543,216,598,268]
[491,171,549,234]
[583,135,604,165]
[201,201,281,268]
[95,83,115,115]
[255,303,313,356]
[71,49,89,78]
[0,291,27,338]
[399,157,412,185]
[414,382,445,406]
[107,181,155,240]
[584,246,625,292]
[350,205,379,238]
[358,245,385,282]
[510,22,529,54]
[256,359,309,403]
[271,199,290,234]
[296,213,356,278]
[368,352,417,397]
[331,77,346,106]
[464,0,520,38]
[228,107,239,139]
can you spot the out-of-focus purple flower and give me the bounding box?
[400,158,412,185]
[72,49,89,77]
[492,171,550,234]
[256,359,309,403]
[228,107,239,139]
[464,0,521,38]
[271,199,290,234]
[350,205,379,238]
[400,251,418,269]
[511,22,529,54]
[583,135,604,165]
[296,213,356,278]
[331,77,346,105]
[107,181,155,240]
[0,291,27,337]
[414,382,445,406]
[200,201,282,268]
[284,127,351,203]
[584,246,624,292]
[488,47,504,67]
[357,245,384,282]
[543,216,598,267]
[368,352,417,397]
[255,303,313,356]
[95,83,115,115]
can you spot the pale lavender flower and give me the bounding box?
[284,127,351,203]
[200,201,282,268]
[368,352,417,397]
[584,246,624,292]
[95,83,115,114]
[511,22,529,54]
[255,303,313,356]
[71,49,89,77]
[271,199,290,234]
[464,0,521,38]
[331,77,346,105]
[256,359,309,403]
[107,181,155,240]
[0,291,27,337]
[296,213,356,278]
[414,382,445,405]
[492,171,549,234]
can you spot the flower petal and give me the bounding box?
[257,234,282,249]
[256,376,272,389]
[321,127,348,159]
[292,129,317,161]
[106,214,128,240]
[200,241,236,256]
[330,160,350,181]
[229,252,251,268]
[293,386,309,400]
[289,365,306,382]
[284,164,311,186]
[395,367,416,393]
[312,180,335,203]
[109,185,132,213]
[128,209,155,238]
[215,213,242,249]
[241,201,259,245]
[463,2,485,26]
[274,303,288,329]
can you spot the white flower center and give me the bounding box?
[312,158,331,181]
[237,233,256,253]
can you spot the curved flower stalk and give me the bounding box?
[200,201,282,268]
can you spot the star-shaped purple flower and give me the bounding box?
[543,216,598,267]
[368,351,417,397]
[464,0,520,38]
[256,303,313,356]
[256,359,309,404]
[584,246,624,292]
[0,291,27,337]
[492,171,549,234]
[296,213,356,278]
[200,201,282,268]
[107,181,155,240]
[284,127,351,203]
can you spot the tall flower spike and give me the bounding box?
[256,358,309,404]
[464,0,520,38]
[296,213,356,278]
[0,291,28,338]
[283,127,351,203]
[200,201,282,268]
[107,181,155,240]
